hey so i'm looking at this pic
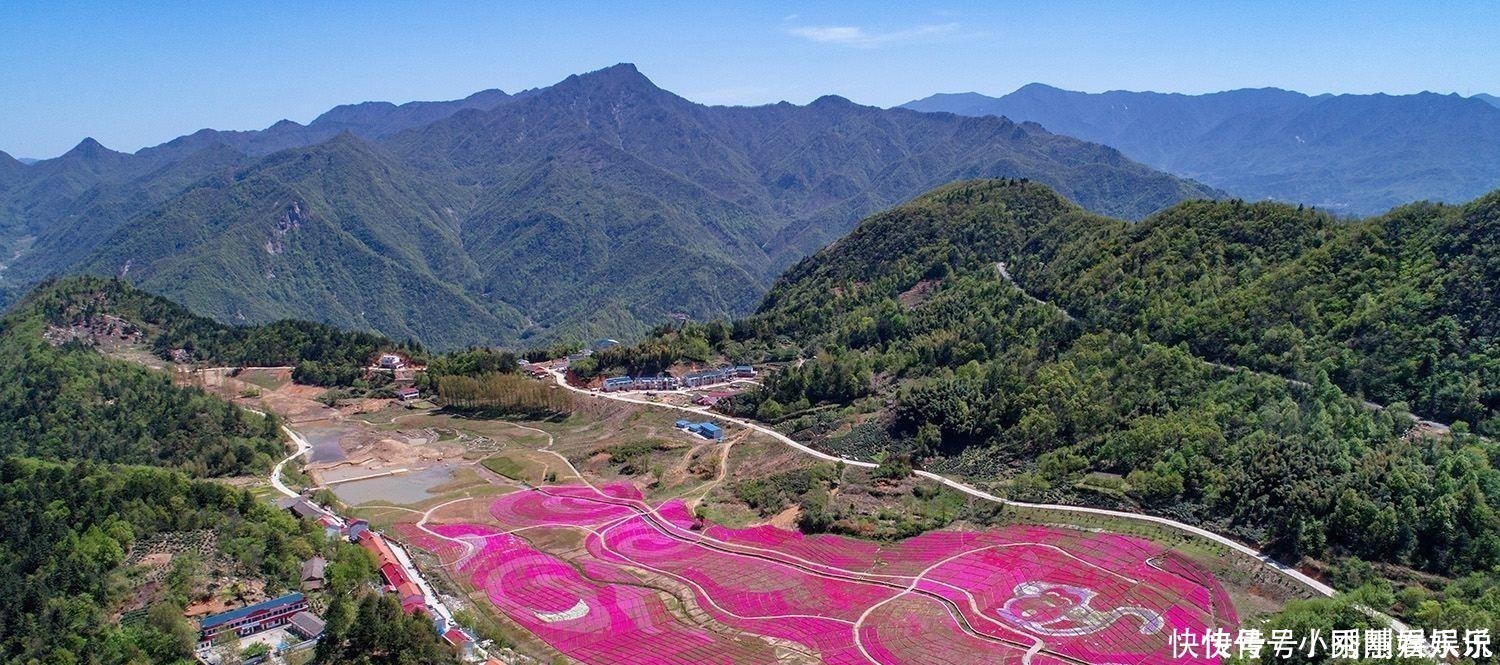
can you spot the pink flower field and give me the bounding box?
[404,484,1239,664]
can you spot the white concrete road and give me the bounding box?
[547,368,1340,596]
[550,368,1428,635]
[270,425,312,498]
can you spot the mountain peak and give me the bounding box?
[565,62,659,91]
[597,62,640,76]
[323,129,375,149]
[1010,82,1075,98]
[62,137,124,160]
[461,88,510,105]
[809,94,856,108]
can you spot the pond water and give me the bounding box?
[331,463,457,506]
[302,424,353,463]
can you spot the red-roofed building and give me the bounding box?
[380,561,408,587]
[693,390,737,406]
[443,627,478,660]
[360,531,426,615]
[398,580,425,613]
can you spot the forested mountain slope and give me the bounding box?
[0,279,290,475]
[0,459,344,664]
[3,64,1216,348]
[0,89,515,283]
[0,276,460,664]
[753,180,1497,434]
[903,84,1500,215]
[78,134,528,347]
[615,180,1498,575]
[1011,193,1499,435]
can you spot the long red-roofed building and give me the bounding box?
[359,531,426,615]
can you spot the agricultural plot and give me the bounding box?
[405,483,1238,664]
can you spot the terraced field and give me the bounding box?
[403,483,1237,664]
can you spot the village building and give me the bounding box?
[288,611,326,640]
[276,495,326,521]
[677,420,725,441]
[694,390,737,407]
[601,373,685,392]
[394,386,421,401]
[197,593,309,649]
[358,531,428,614]
[442,627,480,660]
[681,366,744,388]
[345,518,370,542]
[300,555,326,591]
[378,353,406,369]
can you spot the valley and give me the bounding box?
[2,166,1494,663]
[235,363,1255,665]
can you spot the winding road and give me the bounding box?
[547,367,1428,642]
[547,368,1340,598]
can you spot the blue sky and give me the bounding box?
[3,1,1496,157]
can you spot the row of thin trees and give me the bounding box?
[437,372,573,416]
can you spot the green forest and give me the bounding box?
[0,277,458,664]
[595,180,1499,580]
[581,179,1500,661]
[0,458,452,665]
[0,459,330,664]
[0,280,286,475]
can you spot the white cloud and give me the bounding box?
[785,22,965,49]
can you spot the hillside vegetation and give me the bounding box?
[0,459,344,664]
[0,277,461,663]
[613,180,1499,578]
[0,279,292,476]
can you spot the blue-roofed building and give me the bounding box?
[688,422,725,441]
[675,419,691,428]
[198,592,309,647]
[735,365,756,377]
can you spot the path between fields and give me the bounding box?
[548,368,1430,641]
[525,485,1086,664]
[547,368,1338,597]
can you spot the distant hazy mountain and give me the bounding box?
[2,64,1216,348]
[904,84,1500,214]
[1477,93,1500,109]
[0,89,515,261]
[0,151,24,192]
[133,88,514,168]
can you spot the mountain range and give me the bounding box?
[0,64,1215,348]
[903,84,1500,215]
